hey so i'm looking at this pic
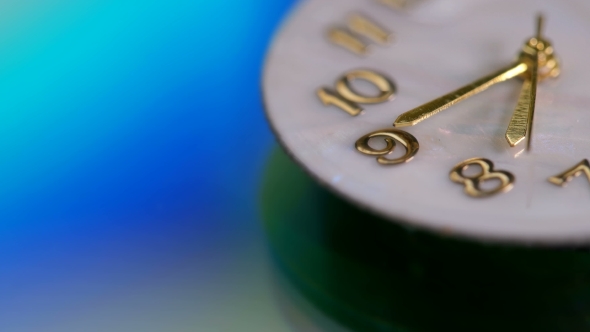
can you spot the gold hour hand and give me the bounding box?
[506,15,547,151]
[505,54,538,149]
[393,62,527,127]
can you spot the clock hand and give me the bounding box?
[393,15,559,129]
[505,68,536,148]
[393,62,527,127]
[505,15,543,150]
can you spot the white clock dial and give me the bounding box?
[262,0,590,244]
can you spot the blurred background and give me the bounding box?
[0,0,304,331]
[6,1,590,331]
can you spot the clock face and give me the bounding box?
[262,0,590,244]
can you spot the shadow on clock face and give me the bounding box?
[260,146,590,332]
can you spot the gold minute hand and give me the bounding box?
[393,62,528,127]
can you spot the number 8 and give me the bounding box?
[449,158,515,198]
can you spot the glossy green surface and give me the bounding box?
[261,147,590,332]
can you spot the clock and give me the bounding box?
[262,0,590,245]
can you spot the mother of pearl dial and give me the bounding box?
[262,0,590,244]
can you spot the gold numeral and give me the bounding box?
[355,129,419,165]
[548,159,590,187]
[348,15,391,45]
[378,0,425,10]
[450,158,515,198]
[317,88,362,116]
[378,0,409,9]
[328,28,369,55]
[327,15,392,55]
[317,69,396,116]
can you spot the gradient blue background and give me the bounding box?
[0,1,310,331]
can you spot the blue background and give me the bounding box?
[0,1,301,330]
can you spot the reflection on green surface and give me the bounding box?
[261,147,590,332]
